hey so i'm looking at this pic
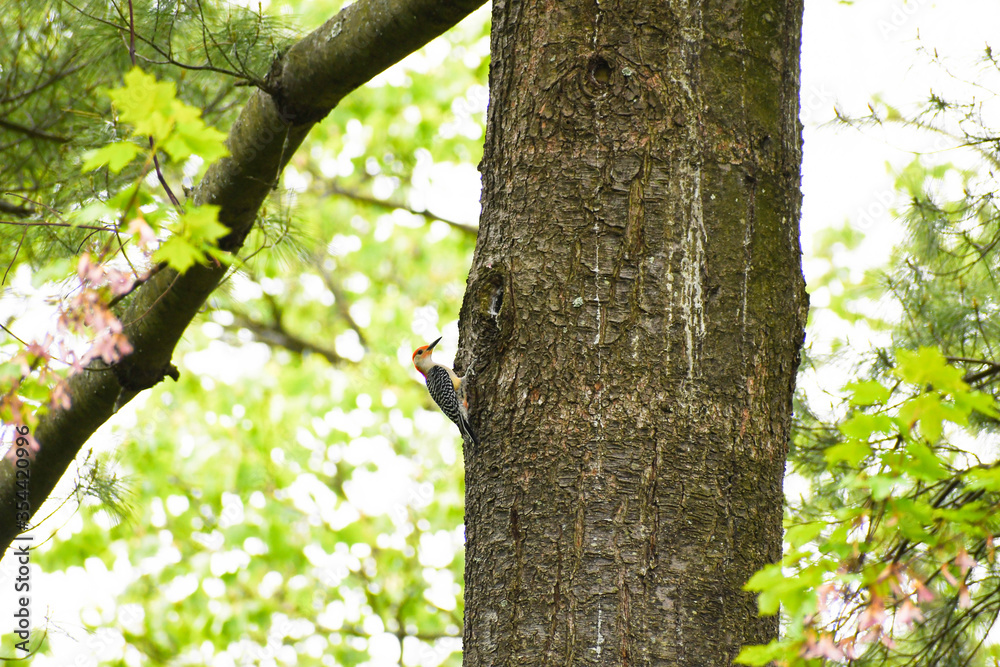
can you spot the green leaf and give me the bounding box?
[889,498,935,542]
[955,389,1000,419]
[825,441,872,467]
[936,502,992,527]
[839,412,895,440]
[784,521,826,548]
[735,641,794,666]
[105,67,229,166]
[744,562,823,617]
[153,236,203,273]
[162,113,229,164]
[181,205,228,245]
[820,522,862,559]
[68,201,116,226]
[81,141,144,173]
[904,440,948,481]
[108,183,155,211]
[31,257,73,288]
[0,361,23,383]
[108,68,179,142]
[895,347,966,392]
[845,380,891,406]
[966,466,1000,491]
[866,474,897,500]
[744,563,786,593]
[898,393,963,443]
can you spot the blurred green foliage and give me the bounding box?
[747,48,1000,667]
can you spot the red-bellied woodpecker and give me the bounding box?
[412,337,479,446]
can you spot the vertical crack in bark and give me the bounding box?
[620,580,632,666]
[615,498,633,666]
[674,3,709,386]
[742,174,757,332]
[544,523,564,664]
[510,500,524,635]
[643,426,660,580]
[570,468,586,661]
[679,163,707,381]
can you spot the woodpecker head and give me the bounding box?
[412,337,441,376]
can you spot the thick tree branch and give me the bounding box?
[0,0,486,556]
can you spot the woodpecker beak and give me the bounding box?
[428,337,442,350]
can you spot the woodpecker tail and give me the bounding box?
[459,415,479,447]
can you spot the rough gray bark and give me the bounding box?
[460,0,807,664]
[0,0,486,557]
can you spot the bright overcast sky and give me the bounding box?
[797,0,1000,409]
[801,0,1000,273]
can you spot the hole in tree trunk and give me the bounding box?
[589,56,612,84]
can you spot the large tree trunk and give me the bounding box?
[460,0,807,664]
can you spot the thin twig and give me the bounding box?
[228,311,346,365]
[0,118,70,144]
[328,184,479,236]
[122,271,181,328]
[0,220,114,232]
[126,0,181,209]
[0,322,28,346]
[108,263,165,309]
[2,228,27,286]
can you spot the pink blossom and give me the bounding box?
[802,634,844,661]
[25,334,53,360]
[958,584,972,609]
[2,423,40,464]
[839,638,862,660]
[83,331,133,365]
[77,252,105,285]
[81,298,122,333]
[940,564,959,587]
[127,217,157,249]
[954,547,977,575]
[914,579,935,603]
[50,381,72,410]
[9,351,31,376]
[62,350,86,375]
[859,626,882,644]
[876,562,900,583]
[106,268,135,296]
[894,599,924,628]
[858,600,887,631]
[816,582,838,614]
